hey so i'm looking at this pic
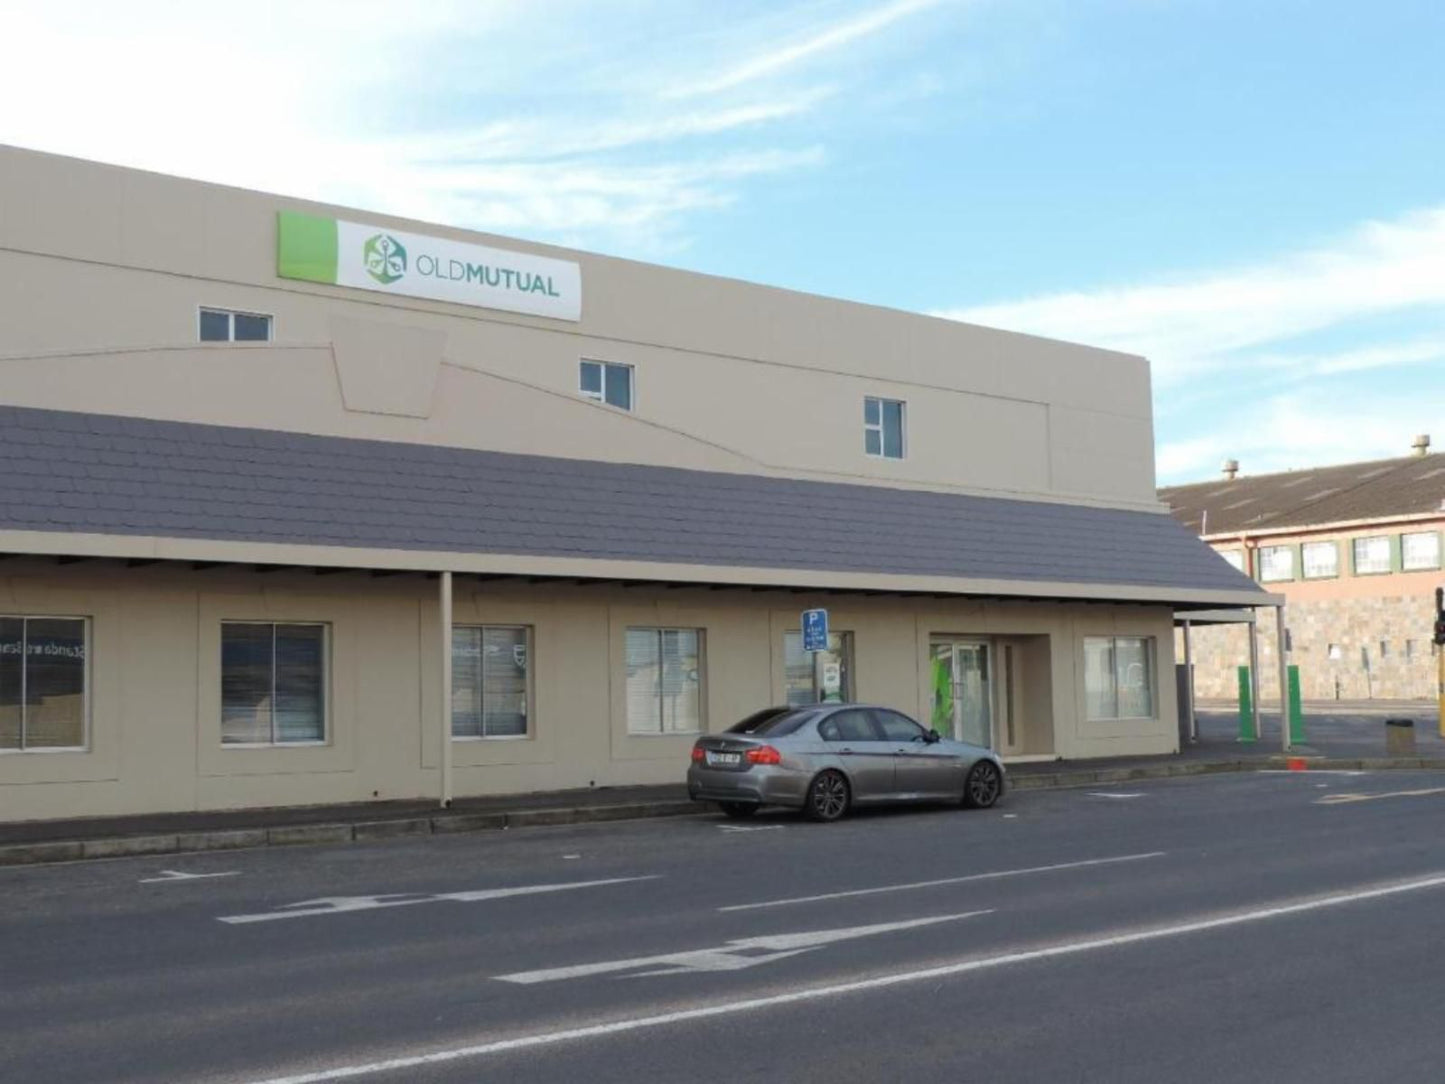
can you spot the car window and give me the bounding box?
[821,709,878,742]
[873,710,926,743]
[727,707,802,735]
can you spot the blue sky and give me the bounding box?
[5,0,1443,484]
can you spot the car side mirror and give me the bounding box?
[925,729,942,744]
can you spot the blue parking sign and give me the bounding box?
[801,609,829,652]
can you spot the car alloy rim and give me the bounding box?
[970,764,1000,804]
[814,775,847,818]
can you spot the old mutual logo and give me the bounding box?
[363,233,407,285]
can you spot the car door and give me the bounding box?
[816,708,896,801]
[873,709,964,799]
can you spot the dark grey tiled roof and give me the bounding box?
[0,405,1261,596]
[1160,454,1445,534]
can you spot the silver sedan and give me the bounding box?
[686,704,1005,822]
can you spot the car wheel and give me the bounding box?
[719,801,757,819]
[963,760,1003,809]
[804,770,850,823]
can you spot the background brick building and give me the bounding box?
[1162,440,1445,701]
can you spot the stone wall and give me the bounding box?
[1177,593,1441,701]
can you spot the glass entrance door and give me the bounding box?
[930,640,993,748]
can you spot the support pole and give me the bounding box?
[1183,620,1197,742]
[1248,617,1262,742]
[440,570,453,809]
[1276,604,1292,753]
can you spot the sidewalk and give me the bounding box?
[4,703,1442,867]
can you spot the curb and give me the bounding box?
[7,760,1445,868]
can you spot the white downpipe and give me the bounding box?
[440,571,454,808]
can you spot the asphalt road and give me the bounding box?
[8,770,1445,1083]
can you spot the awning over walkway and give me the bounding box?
[0,405,1274,608]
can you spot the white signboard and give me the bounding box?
[278,211,582,321]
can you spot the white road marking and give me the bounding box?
[562,854,581,860]
[1002,813,1018,819]
[1259,770,1366,776]
[494,911,991,983]
[1316,787,1445,806]
[240,871,1445,1084]
[717,851,1165,912]
[718,824,784,833]
[1087,792,1145,799]
[218,876,656,925]
[140,869,240,884]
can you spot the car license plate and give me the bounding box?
[706,751,741,767]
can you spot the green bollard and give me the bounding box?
[1237,665,1255,742]
[1287,664,1305,744]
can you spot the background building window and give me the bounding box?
[1301,541,1339,579]
[221,623,326,745]
[783,631,854,707]
[1353,536,1391,575]
[199,307,272,342]
[579,360,633,410]
[864,397,905,459]
[1402,532,1441,571]
[624,628,703,734]
[0,616,87,751]
[1259,545,1295,582]
[1084,636,1155,720]
[452,626,529,738]
[1219,550,1246,571]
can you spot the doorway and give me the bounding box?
[930,640,992,748]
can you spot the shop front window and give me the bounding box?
[783,630,854,707]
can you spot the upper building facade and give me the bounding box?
[0,146,1267,822]
[1161,443,1445,700]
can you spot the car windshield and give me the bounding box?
[726,708,811,737]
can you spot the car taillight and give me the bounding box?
[746,745,782,765]
[690,746,705,763]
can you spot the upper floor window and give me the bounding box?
[1402,532,1441,572]
[580,360,633,411]
[1218,549,1245,572]
[1259,545,1295,582]
[200,307,272,342]
[221,622,327,745]
[1353,536,1391,575]
[0,616,88,752]
[864,397,905,459]
[1301,541,1339,580]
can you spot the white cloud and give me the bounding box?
[0,1,930,253]
[936,207,1445,385]
[667,0,948,98]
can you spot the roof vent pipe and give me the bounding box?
[1221,458,1239,480]
[1412,434,1431,457]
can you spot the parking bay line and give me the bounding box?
[717,851,1166,913]
[241,870,1445,1084]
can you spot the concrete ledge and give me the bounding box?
[177,828,268,852]
[353,818,432,841]
[10,757,1445,867]
[432,812,507,834]
[266,824,354,847]
[0,841,86,866]
[81,835,178,859]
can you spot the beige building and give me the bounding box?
[1162,448,1445,702]
[0,146,1270,823]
